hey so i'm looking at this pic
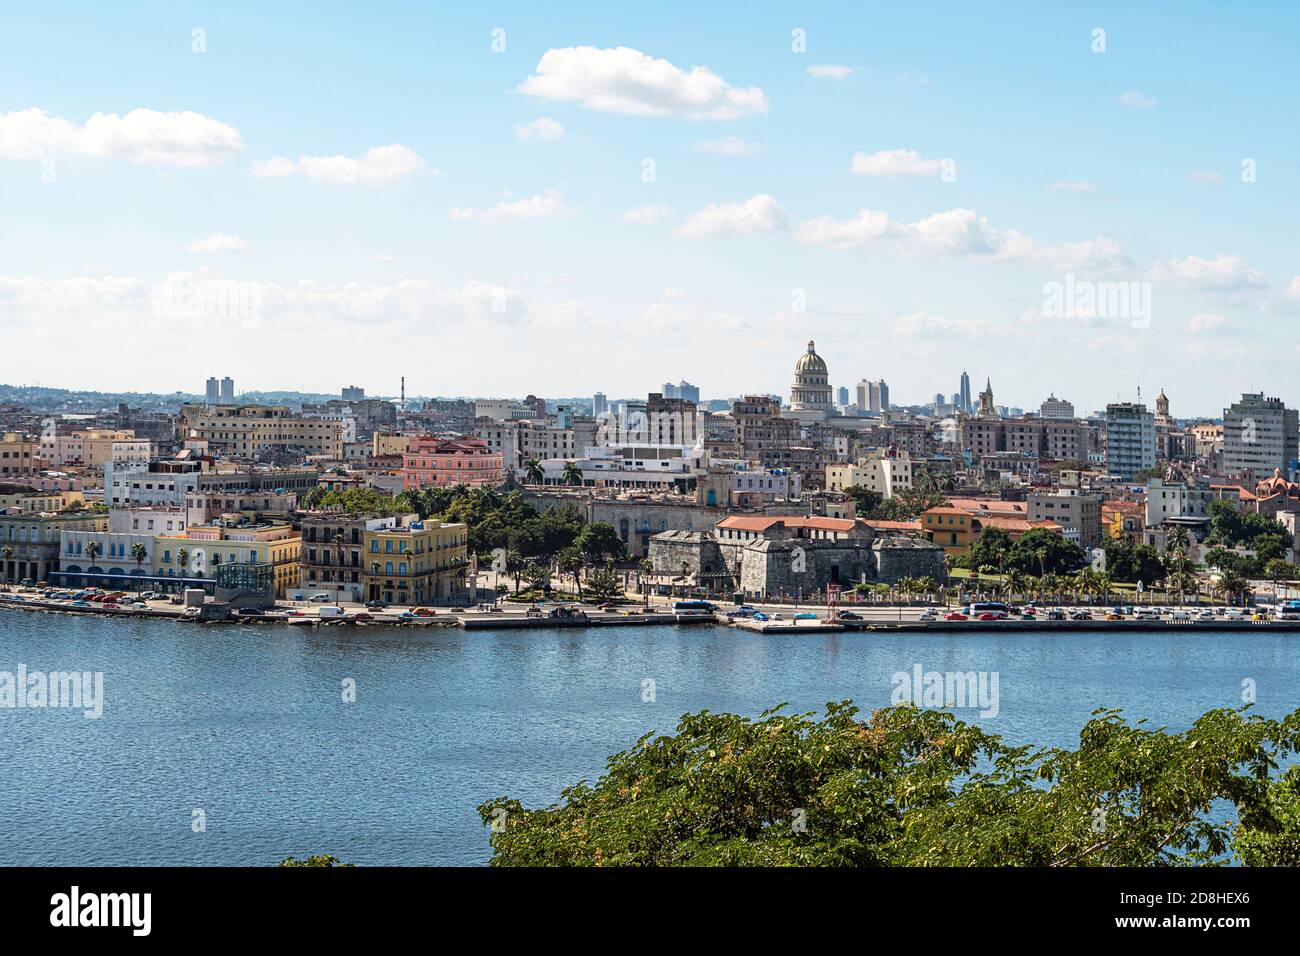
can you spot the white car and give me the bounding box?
[918,610,938,622]
[1169,609,1191,621]
[1224,609,1245,621]
[1196,609,1215,621]
[132,602,148,610]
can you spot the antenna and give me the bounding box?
[401,376,405,414]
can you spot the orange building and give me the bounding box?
[401,436,504,490]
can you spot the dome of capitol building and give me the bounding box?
[789,340,834,411]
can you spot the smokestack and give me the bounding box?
[401,376,405,414]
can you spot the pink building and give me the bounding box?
[402,436,504,489]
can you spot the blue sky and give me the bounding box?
[1,1,1297,416]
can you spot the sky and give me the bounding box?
[1,1,1298,417]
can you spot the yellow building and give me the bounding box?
[372,433,413,457]
[1,433,39,477]
[363,517,468,605]
[0,488,85,513]
[155,522,301,597]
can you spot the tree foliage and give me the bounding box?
[480,701,1300,866]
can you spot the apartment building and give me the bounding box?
[402,436,504,489]
[0,433,38,477]
[179,404,344,460]
[363,517,469,605]
[824,455,914,498]
[1027,488,1103,549]
[0,509,109,583]
[1104,403,1156,480]
[1222,393,1298,481]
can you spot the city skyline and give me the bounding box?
[3,4,1300,409]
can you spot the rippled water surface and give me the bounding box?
[2,610,1297,865]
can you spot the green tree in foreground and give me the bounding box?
[479,701,1300,866]
[278,854,353,867]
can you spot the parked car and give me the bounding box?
[1196,610,1215,621]
[413,607,437,617]
[317,606,346,619]
[308,593,334,603]
[1047,610,1067,621]
[1224,609,1245,621]
[1071,611,1094,621]
[752,612,770,622]
[395,611,417,622]
[1169,609,1192,621]
[365,600,387,610]
[793,612,818,620]
[1105,612,1124,621]
[131,602,148,610]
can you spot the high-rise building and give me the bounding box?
[855,379,870,412]
[1223,393,1299,480]
[342,385,365,402]
[959,370,972,414]
[837,386,850,407]
[205,377,219,406]
[661,380,700,404]
[593,392,608,417]
[1105,402,1156,480]
[220,376,235,403]
[1040,394,1075,419]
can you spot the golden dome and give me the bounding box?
[795,340,827,374]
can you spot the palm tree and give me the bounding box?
[505,547,524,595]
[175,548,190,590]
[1214,569,1249,606]
[1,545,13,584]
[1165,525,1190,556]
[558,548,586,600]
[523,458,544,485]
[130,542,148,595]
[561,461,583,487]
[84,540,101,572]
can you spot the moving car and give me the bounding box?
[1046,610,1067,621]
[918,610,938,622]
[967,602,1011,620]
[944,611,968,621]
[837,610,863,621]
[1196,610,1215,621]
[793,612,818,620]
[365,600,388,610]
[1071,611,1093,621]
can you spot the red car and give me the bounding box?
[944,612,968,621]
[976,612,1002,621]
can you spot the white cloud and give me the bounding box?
[893,311,998,338]
[897,70,931,86]
[1050,180,1095,193]
[698,136,763,156]
[250,143,427,183]
[794,206,1128,272]
[1185,313,1243,333]
[186,233,247,254]
[620,203,674,225]
[1188,169,1223,184]
[451,190,565,223]
[1149,254,1267,290]
[518,46,767,120]
[514,117,565,142]
[851,149,948,177]
[807,64,853,80]
[676,194,790,239]
[0,107,244,166]
[1119,90,1157,109]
